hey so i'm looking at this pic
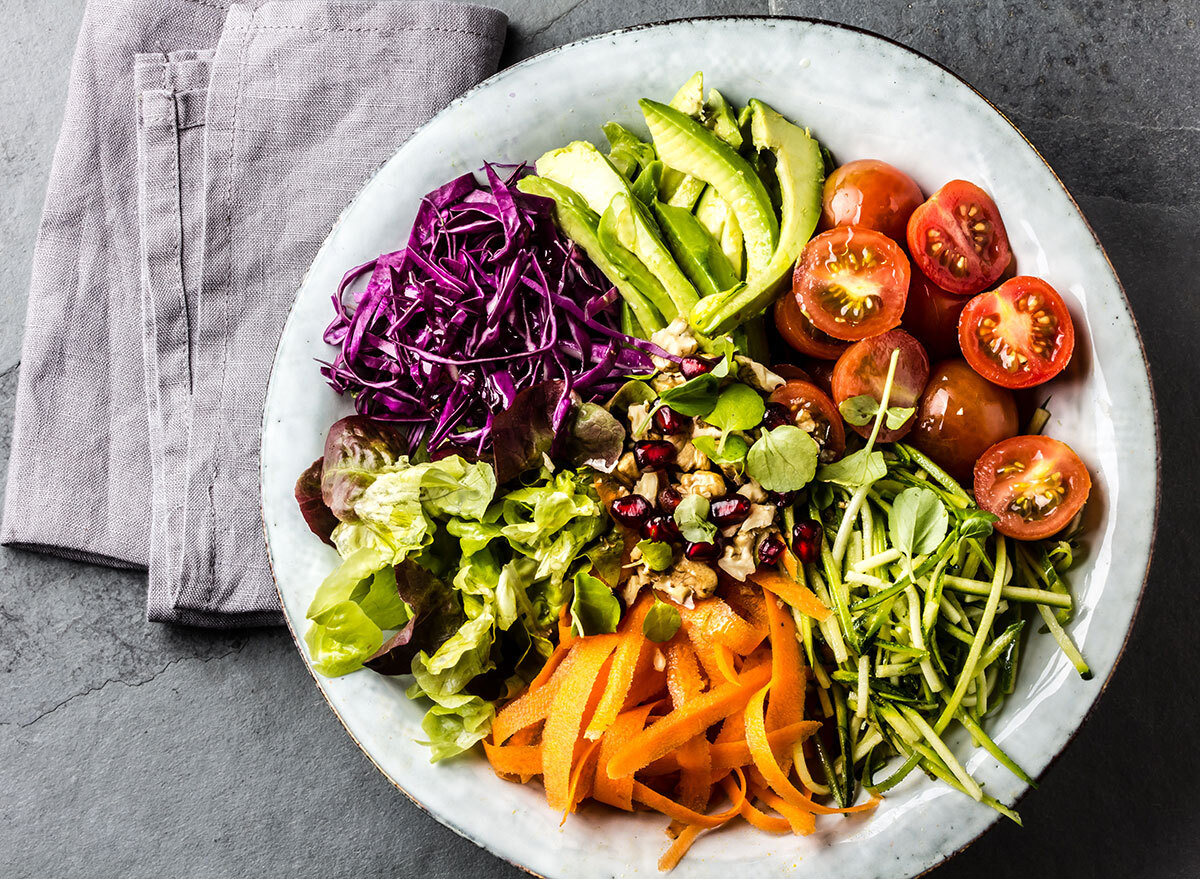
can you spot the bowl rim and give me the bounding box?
[259,14,1161,879]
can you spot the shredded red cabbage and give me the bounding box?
[321,165,669,457]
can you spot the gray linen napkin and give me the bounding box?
[1,0,507,626]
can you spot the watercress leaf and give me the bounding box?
[817,449,887,488]
[958,509,998,541]
[673,494,717,543]
[659,372,720,417]
[637,539,674,572]
[692,434,749,466]
[706,383,766,433]
[566,402,626,473]
[885,406,917,430]
[745,425,819,492]
[606,379,657,418]
[889,487,949,558]
[585,531,625,587]
[571,570,621,636]
[811,481,836,510]
[839,394,880,427]
[642,600,683,643]
[295,457,338,546]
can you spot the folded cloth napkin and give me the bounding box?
[1,0,507,626]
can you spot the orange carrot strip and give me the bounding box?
[675,735,712,813]
[593,703,655,811]
[713,643,741,685]
[792,787,883,816]
[726,775,791,834]
[681,598,766,654]
[657,824,703,873]
[586,594,654,740]
[542,634,619,812]
[606,662,772,780]
[492,650,577,744]
[749,781,815,835]
[750,569,832,622]
[685,624,726,684]
[527,640,570,692]
[482,740,542,777]
[764,594,807,735]
[563,738,603,820]
[632,768,747,828]
[666,641,706,708]
[743,684,822,820]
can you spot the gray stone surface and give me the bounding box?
[1,1,1197,877]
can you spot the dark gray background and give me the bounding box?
[1,1,1196,876]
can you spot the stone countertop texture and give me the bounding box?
[1,1,1196,877]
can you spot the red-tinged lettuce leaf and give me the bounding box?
[490,380,569,485]
[295,458,338,546]
[363,560,465,675]
[565,402,625,474]
[321,415,408,522]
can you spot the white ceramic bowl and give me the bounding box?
[261,17,1158,879]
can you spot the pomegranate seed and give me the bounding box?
[641,515,681,543]
[680,356,712,379]
[633,440,676,470]
[653,406,691,435]
[757,533,785,566]
[761,402,791,431]
[793,519,824,564]
[710,496,751,527]
[609,494,652,530]
[685,540,721,562]
[657,485,683,514]
[767,490,796,509]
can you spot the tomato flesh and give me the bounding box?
[832,329,930,442]
[958,276,1075,389]
[794,226,910,341]
[821,159,924,244]
[974,436,1091,540]
[909,360,1019,482]
[768,380,846,461]
[773,291,851,360]
[907,180,1011,296]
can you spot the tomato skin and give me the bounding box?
[768,380,846,460]
[907,180,1012,296]
[794,226,911,341]
[974,436,1091,540]
[772,364,813,383]
[773,291,851,360]
[958,276,1075,389]
[901,270,967,361]
[821,159,924,243]
[909,360,1019,482]
[832,329,930,442]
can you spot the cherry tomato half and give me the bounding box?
[794,226,911,341]
[821,159,924,244]
[768,380,846,461]
[909,360,1019,482]
[958,276,1075,389]
[901,270,968,361]
[772,364,813,383]
[974,436,1091,540]
[832,329,930,443]
[774,291,851,360]
[907,180,1012,296]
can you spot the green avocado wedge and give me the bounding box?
[639,98,780,280]
[516,175,666,332]
[652,200,739,299]
[689,99,824,335]
[535,140,699,319]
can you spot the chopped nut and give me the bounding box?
[627,402,652,440]
[678,470,726,500]
[632,470,659,502]
[737,480,768,503]
[673,558,719,599]
[650,317,700,358]
[616,451,640,482]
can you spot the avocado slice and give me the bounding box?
[669,71,705,118]
[689,99,824,335]
[536,140,699,318]
[517,175,665,332]
[602,122,656,180]
[639,98,779,279]
[659,72,708,209]
[652,200,739,299]
[703,88,743,151]
[694,186,746,279]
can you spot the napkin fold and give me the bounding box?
[1,0,507,626]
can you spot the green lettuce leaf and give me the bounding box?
[305,600,383,677]
[570,570,621,636]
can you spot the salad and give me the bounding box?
[294,72,1092,870]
